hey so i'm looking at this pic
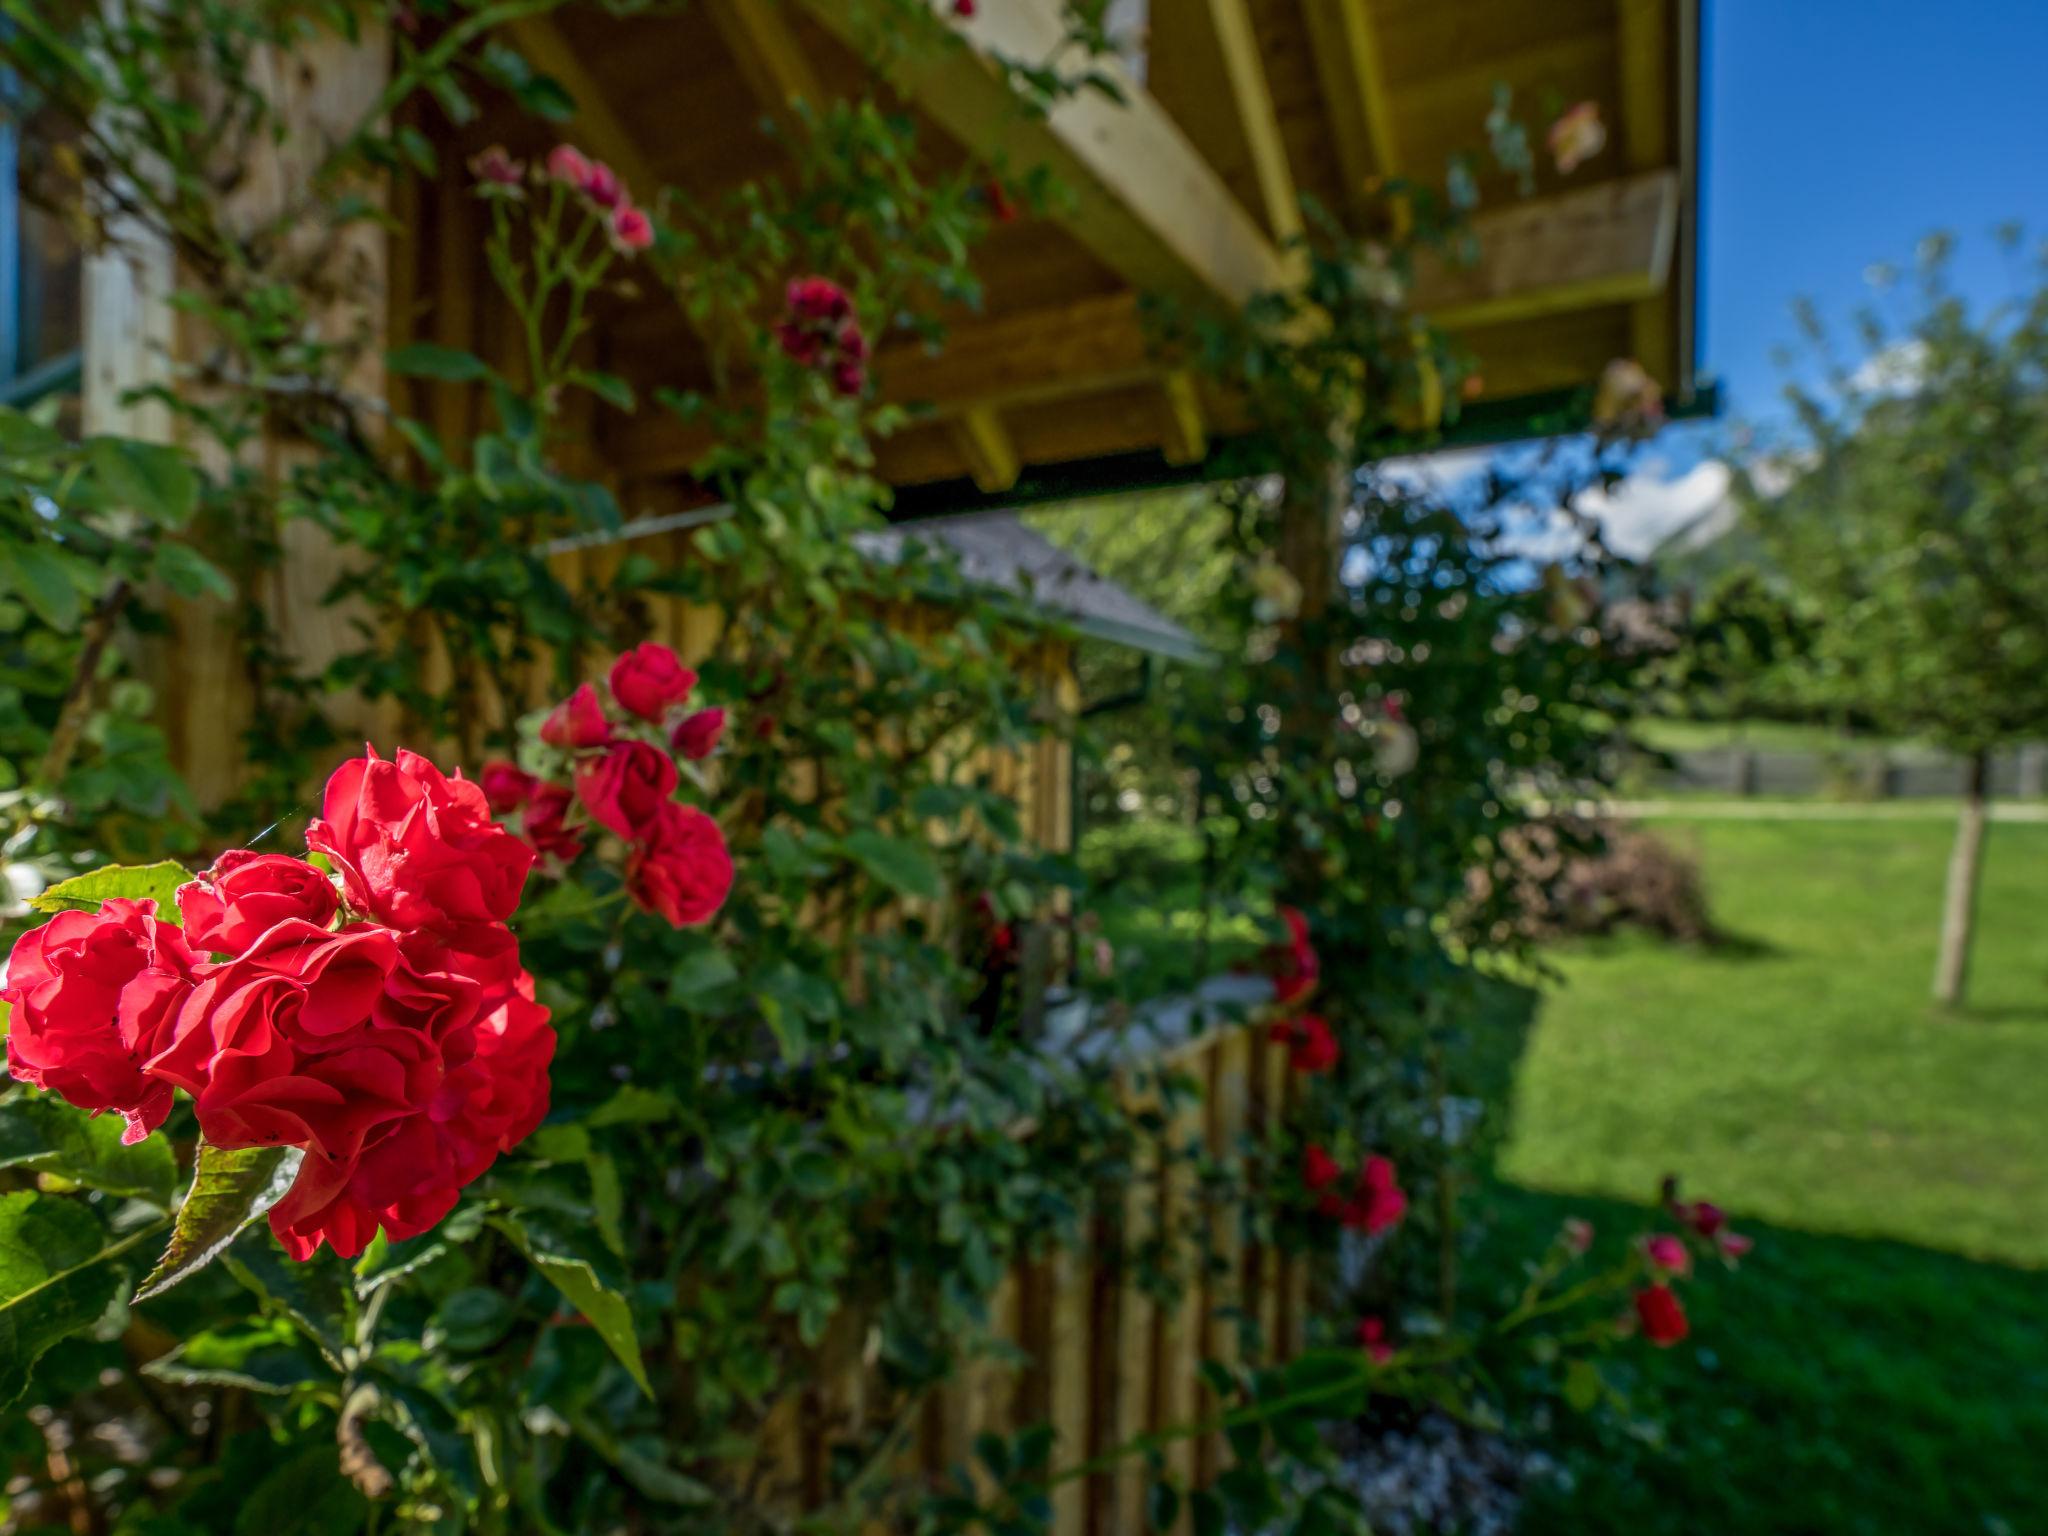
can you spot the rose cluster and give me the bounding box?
[1630,1186,1754,1347]
[484,643,734,929]
[1302,1143,1408,1234]
[1,750,555,1261]
[468,141,653,253]
[774,276,869,398]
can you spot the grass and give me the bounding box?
[1473,814,2048,1533]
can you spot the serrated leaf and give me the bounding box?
[28,860,193,921]
[133,1142,304,1303]
[153,541,235,601]
[144,1323,330,1393]
[840,829,943,901]
[494,1211,651,1399]
[87,435,199,527]
[0,1090,177,1206]
[0,1191,150,1412]
[385,342,490,383]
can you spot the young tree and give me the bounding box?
[1751,233,2048,1006]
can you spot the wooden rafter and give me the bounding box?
[950,405,1022,493]
[1149,0,1302,246]
[1158,371,1209,467]
[1301,0,1399,222]
[705,0,824,114]
[1412,170,1680,331]
[795,0,1292,309]
[504,14,664,206]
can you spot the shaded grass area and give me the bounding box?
[1471,815,2048,1533]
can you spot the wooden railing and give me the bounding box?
[734,990,1306,1534]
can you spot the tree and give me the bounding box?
[1750,233,2048,1006]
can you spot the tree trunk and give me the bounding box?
[1932,750,1990,1008]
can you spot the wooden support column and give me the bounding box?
[1618,0,1678,385]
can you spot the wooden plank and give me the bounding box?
[1300,0,1399,221]
[1148,0,1303,244]
[1046,1220,1092,1536]
[797,0,1292,310]
[1151,1078,1204,1528]
[705,0,825,112]
[1618,0,1678,385]
[1413,169,1680,331]
[1158,371,1208,467]
[950,404,1023,493]
[1109,1080,1161,1536]
[1199,1028,1253,1482]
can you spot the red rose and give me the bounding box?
[579,159,623,209]
[608,643,696,722]
[1,899,203,1143]
[625,802,733,927]
[546,144,592,188]
[1329,1154,1406,1235]
[574,740,679,839]
[1270,905,1319,1004]
[540,683,611,749]
[609,203,653,253]
[268,960,553,1261]
[306,749,534,931]
[1271,1013,1338,1074]
[1302,1143,1342,1193]
[670,706,726,761]
[1681,1200,1727,1238]
[1634,1284,1689,1346]
[480,760,537,816]
[1644,1233,1691,1278]
[832,357,867,397]
[521,782,585,864]
[787,276,853,324]
[1356,1316,1394,1365]
[177,851,340,956]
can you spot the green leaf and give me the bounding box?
[133,1142,304,1303]
[840,829,943,901]
[87,436,200,527]
[144,1323,330,1394]
[385,342,491,383]
[570,368,636,412]
[1563,1356,1604,1412]
[2,539,84,630]
[230,1442,367,1536]
[586,1084,678,1128]
[432,1287,516,1352]
[153,542,235,601]
[494,1211,652,1399]
[228,1240,355,1367]
[0,405,65,458]
[28,859,193,921]
[0,1091,177,1207]
[669,947,740,1001]
[0,1192,144,1412]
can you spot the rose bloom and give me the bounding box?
[539,683,611,749]
[521,782,586,865]
[1270,905,1319,1004]
[671,706,726,761]
[468,145,524,189]
[1357,1316,1395,1365]
[609,642,696,722]
[1,899,203,1142]
[610,203,653,253]
[1634,1283,1689,1346]
[1548,100,1607,174]
[306,749,534,932]
[575,740,680,840]
[787,275,853,324]
[1302,1142,1342,1194]
[1271,1013,1339,1074]
[546,144,593,189]
[479,760,538,817]
[1645,1232,1692,1277]
[625,801,734,927]
[177,851,340,956]
[579,159,624,209]
[1323,1154,1406,1235]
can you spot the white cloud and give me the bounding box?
[1847,337,1928,396]
[1500,458,1735,563]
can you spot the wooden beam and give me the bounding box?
[950,405,1022,493]
[1413,169,1680,331]
[796,0,1292,309]
[612,291,1154,475]
[1618,0,1677,385]
[705,0,824,113]
[1159,371,1208,466]
[1301,0,1399,220]
[1148,0,1302,245]
[504,14,664,206]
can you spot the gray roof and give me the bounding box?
[854,511,1209,664]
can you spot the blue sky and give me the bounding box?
[1700,0,2048,427]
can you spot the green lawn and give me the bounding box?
[1475,815,2048,1533]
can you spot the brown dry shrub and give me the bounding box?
[1464,816,1715,945]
